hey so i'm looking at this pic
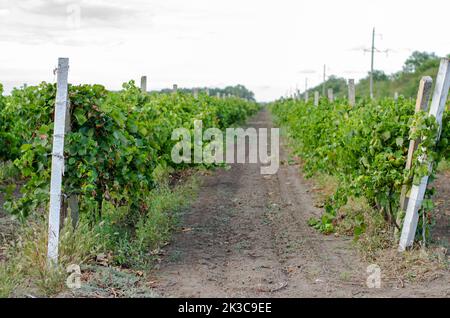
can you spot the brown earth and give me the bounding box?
[433,170,450,248]
[150,109,449,298]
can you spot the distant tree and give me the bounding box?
[305,76,348,98]
[371,70,389,81]
[155,85,256,101]
[222,84,255,100]
[403,51,439,73]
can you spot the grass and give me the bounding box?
[98,176,199,269]
[67,265,157,298]
[437,159,450,173]
[0,173,199,298]
[0,216,102,297]
[0,262,20,298]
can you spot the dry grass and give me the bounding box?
[0,216,104,298]
[0,172,200,298]
[437,159,450,173]
[307,172,449,285]
[370,247,448,287]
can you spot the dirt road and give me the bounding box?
[150,109,449,298]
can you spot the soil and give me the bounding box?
[433,170,450,248]
[150,109,450,298]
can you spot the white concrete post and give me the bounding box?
[348,79,355,107]
[193,88,199,99]
[400,77,433,210]
[304,91,309,103]
[314,91,319,106]
[47,58,69,265]
[173,84,178,94]
[394,92,399,101]
[328,88,334,102]
[399,58,450,251]
[140,76,147,93]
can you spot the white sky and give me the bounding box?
[0,0,449,101]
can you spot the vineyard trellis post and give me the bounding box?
[348,79,355,106]
[173,84,178,94]
[47,57,69,265]
[399,77,433,210]
[314,91,319,106]
[396,76,433,242]
[193,88,199,99]
[399,58,450,251]
[328,88,334,102]
[140,76,147,93]
[394,91,399,101]
[304,91,309,103]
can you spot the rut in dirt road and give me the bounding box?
[151,109,448,298]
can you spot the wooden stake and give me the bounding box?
[399,59,450,251]
[47,58,69,265]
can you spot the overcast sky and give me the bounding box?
[0,0,449,101]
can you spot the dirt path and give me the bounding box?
[150,109,449,298]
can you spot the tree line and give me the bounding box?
[304,51,450,100]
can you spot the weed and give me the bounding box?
[94,177,199,269]
[0,161,19,184]
[0,261,20,298]
[437,159,450,173]
[0,214,106,297]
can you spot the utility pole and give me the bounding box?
[370,27,375,100]
[362,27,391,100]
